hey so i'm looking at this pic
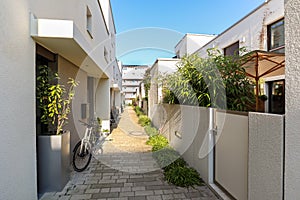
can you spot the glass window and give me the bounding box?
[268,19,284,53]
[86,7,92,38]
[224,41,239,57]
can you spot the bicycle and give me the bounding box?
[72,119,109,172]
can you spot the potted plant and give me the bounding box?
[257,94,268,112]
[36,65,78,194]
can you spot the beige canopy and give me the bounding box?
[241,50,285,111]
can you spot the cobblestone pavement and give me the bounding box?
[41,107,218,200]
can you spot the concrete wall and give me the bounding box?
[285,0,300,198]
[0,0,37,199]
[151,104,212,184]
[215,111,248,200]
[196,0,284,57]
[248,112,284,200]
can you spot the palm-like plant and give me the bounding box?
[37,65,79,135]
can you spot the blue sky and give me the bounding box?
[111,0,265,65]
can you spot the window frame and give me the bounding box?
[267,18,285,53]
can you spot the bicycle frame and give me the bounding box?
[79,124,93,155]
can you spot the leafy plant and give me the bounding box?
[138,115,151,127]
[259,94,268,101]
[144,125,158,137]
[134,106,144,116]
[146,134,169,150]
[142,68,151,99]
[164,166,204,187]
[96,117,102,133]
[153,147,185,169]
[146,133,204,188]
[162,49,255,111]
[36,65,79,135]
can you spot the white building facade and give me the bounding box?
[195,0,284,114]
[175,33,216,58]
[0,0,116,199]
[148,58,180,118]
[122,65,148,105]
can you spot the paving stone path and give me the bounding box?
[41,107,218,200]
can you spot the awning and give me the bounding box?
[241,50,285,111]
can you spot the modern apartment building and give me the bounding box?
[195,0,284,114]
[0,0,117,199]
[149,0,284,116]
[122,65,148,105]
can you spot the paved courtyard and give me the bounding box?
[41,107,218,200]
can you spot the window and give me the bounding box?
[86,7,93,38]
[268,19,284,53]
[104,47,109,63]
[224,41,239,56]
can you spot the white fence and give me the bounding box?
[150,104,284,200]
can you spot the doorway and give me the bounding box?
[268,80,285,114]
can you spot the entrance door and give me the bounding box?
[268,80,285,114]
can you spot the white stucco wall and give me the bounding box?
[31,0,115,80]
[248,112,284,200]
[96,78,110,130]
[175,34,216,58]
[285,0,300,198]
[148,59,180,117]
[196,0,284,57]
[0,0,37,199]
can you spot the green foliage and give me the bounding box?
[142,68,151,99]
[138,115,151,127]
[259,94,268,101]
[162,49,255,111]
[36,65,79,135]
[164,166,204,187]
[146,134,169,151]
[153,147,185,169]
[146,133,204,188]
[144,125,159,137]
[134,106,144,116]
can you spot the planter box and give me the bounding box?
[37,131,70,195]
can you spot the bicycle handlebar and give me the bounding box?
[78,120,101,128]
[78,120,92,127]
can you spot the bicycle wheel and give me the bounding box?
[72,141,92,172]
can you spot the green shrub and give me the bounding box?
[153,147,186,169]
[144,125,158,137]
[133,106,145,117]
[146,134,168,148]
[138,115,151,127]
[164,166,204,187]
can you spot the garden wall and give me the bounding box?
[248,112,284,200]
[151,104,212,183]
[150,104,285,199]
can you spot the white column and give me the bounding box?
[96,78,110,131]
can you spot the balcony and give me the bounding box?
[30,14,108,78]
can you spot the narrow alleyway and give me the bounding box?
[41,107,218,200]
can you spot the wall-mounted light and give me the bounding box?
[240,36,246,43]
